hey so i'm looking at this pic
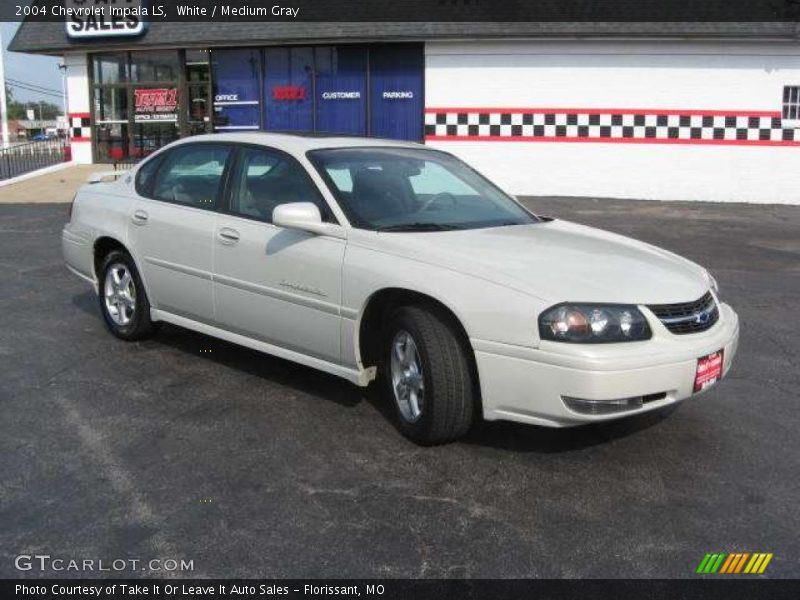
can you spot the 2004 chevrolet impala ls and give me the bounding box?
[63,133,739,445]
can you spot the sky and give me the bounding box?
[2,22,64,109]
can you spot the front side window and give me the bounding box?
[228,147,332,223]
[151,144,231,209]
[308,147,538,231]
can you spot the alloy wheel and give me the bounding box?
[390,330,425,423]
[103,263,136,326]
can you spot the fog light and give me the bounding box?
[563,393,666,415]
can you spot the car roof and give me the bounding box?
[170,132,425,154]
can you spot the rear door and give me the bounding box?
[129,143,233,324]
[212,145,345,363]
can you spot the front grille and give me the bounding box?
[647,291,719,335]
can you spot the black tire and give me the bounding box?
[97,250,157,341]
[382,305,476,445]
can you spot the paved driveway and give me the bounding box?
[0,198,798,578]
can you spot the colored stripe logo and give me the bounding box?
[696,552,773,574]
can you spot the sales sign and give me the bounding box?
[64,0,148,40]
[134,88,178,123]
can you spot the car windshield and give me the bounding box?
[307,147,539,231]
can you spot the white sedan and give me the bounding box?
[62,133,739,445]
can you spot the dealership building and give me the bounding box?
[9,20,800,203]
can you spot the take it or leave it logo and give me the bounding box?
[696,552,773,574]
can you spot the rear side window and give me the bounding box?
[134,155,163,197]
[228,147,333,223]
[151,144,232,209]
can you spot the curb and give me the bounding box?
[0,161,78,188]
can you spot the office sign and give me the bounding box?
[64,0,148,40]
[211,49,262,131]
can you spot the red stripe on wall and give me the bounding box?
[71,137,92,143]
[424,107,782,118]
[425,135,800,147]
[68,112,92,119]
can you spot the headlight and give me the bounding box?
[708,272,721,301]
[538,304,652,343]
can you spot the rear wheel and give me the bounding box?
[383,305,475,445]
[98,250,156,341]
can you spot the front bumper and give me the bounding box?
[473,303,740,427]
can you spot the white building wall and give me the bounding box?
[64,52,92,164]
[425,41,800,204]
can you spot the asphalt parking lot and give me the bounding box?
[1,197,798,578]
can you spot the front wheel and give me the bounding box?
[98,250,157,341]
[383,305,476,445]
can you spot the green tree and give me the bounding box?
[6,100,61,121]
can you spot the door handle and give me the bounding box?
[131,210,148,225]
[217,227,240,245]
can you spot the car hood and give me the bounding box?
[368,219,710,305]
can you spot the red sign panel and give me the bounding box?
[272,86,306,101]
[694,350,724,392]
[134,88,179,122]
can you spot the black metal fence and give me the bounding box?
[113,156,142,171]
[0,138,68,181]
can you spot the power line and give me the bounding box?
[6,82,64,101]
[8,81,62,95]
[7,77,63,96]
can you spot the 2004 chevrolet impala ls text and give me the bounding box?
[62,133,739,445]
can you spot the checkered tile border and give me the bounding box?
[69,113,91,142]
[424,109,800,146]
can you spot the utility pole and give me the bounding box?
[59,63,68,117]
[59,63,69,139]
[0,29,10,148]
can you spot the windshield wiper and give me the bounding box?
[377,223,463,232]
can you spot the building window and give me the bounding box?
[92,50,190,163]
[131,51,181,83]
[93,54,128,85]
[210,44,423,140]
[211,48,262,131]
[94,87,128,123]
[782,86,800,122]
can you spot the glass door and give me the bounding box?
[131,51,181,158]
[186,49,213,136]
[93,54,131,163]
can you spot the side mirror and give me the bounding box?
[272,203,346,239]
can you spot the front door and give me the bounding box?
[129,142,233,323]
[212,145,345,363]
